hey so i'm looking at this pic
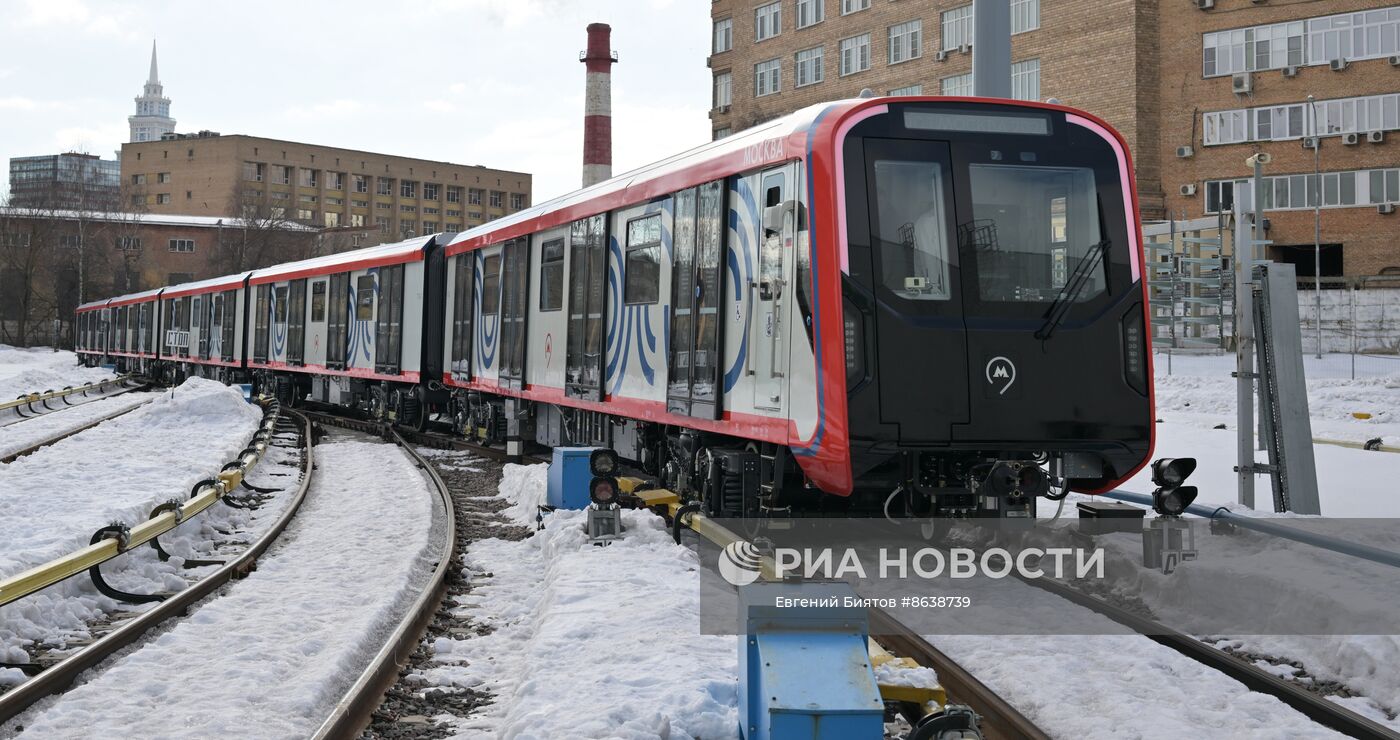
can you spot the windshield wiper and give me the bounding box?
[1035,239,1110,341]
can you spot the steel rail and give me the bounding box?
[0,376,138,414]
[0,402,278,605]
[296,406,548,464]
[0,397,156,464]
[0,409,315,726]
[1015,573,1400,740]
[310,425,456,740]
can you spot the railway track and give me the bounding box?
[0,376,146,427]
[0,395,155,464]
[0,407,313,725]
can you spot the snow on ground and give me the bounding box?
[3,437,437,738]
[0,346,114,401]
[0,378,261,581]
[423,463,739,740]
[0,392,154,458]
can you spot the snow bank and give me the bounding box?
[0,346,115,401]
[0,378,261,580]
[6,439,436,738]
[425,464,739,739]
[0,393,152,458]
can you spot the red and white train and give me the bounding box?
[78,96,1155,517]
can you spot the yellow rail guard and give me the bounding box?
[0,401,280,608]
[0,376,136,413]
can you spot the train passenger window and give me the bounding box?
[178,296,191,357]
[967,164,1103,304]
[327,273,349,368]
[451,254,474,378]
[253,284,270,362]
[624,214,662,305]
[566,213,606,400]
[310,280,326,322]
[211,293,223,360]
[499,238,529,385]
[219,289,236,361]
[355,275,375,320]
[272,288,286,324]
[287,279,307,365]
[871,159,953,301]
[374,266,403,372]
[481,254,501,315]
[539,238,564,312]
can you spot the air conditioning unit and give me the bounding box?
[1343,132,1361,145]
[1232,73,1253,94]
[1196,0,1214,9]
[1330,57,1349,71]
[1390,55,1400,67]
[1180,184,1198,196]
[958,43,971,54]
[1282,65,1299,77]
[1302,136,1319,149]
[1177,145,1195,158]
[1379,203,1396,215]
[935,50,948,61]
[1369,130,1386,144]
[716,104,731,113]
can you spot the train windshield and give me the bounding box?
[966,163,1104,304]
[871,160,954,302]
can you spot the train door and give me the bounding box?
[220,290,236,362]
[449,254,475,381]
[498,238,529,390]
[327,273,349,370]
[861,138,970,438]
[566,214,607,401]
[287,279,307,366]
[750,165,797,412]
[253,285,271,363]
[374,267,403,373]
[197,295,212,359]
[666,179,725,418]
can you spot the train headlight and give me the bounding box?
[590,448,619,477]
[589,476,620,506]
[1150,457,1198,516]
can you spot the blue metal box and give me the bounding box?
[547,447,598,510]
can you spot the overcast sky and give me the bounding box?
[0,0,712,203]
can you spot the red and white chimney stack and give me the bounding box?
[580,23,617,188]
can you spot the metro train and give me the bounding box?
[76,96,1155,518]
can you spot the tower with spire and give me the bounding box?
[128,40,175,143]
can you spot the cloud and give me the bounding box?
[19,0,138,39]
[0,97,71,112]
[423,100,456,112]
[414,0,559,28]
[50,123,128,157]
[283,99,369,120]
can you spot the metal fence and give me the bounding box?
[1154,275,1400,379]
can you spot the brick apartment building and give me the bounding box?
[120,133,532,246]
[708,0,1400,276]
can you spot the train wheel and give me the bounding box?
[369,384,389,423]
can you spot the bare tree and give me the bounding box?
[0,198,62,345]
[219,187,318,273]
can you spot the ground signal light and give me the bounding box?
[1149,458,1198,516]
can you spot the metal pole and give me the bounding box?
[1307,95,1322,359]
[972,0,1011,98]
[1252,161,1267,453]
[1233,194,1255,509]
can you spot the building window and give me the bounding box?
[795,47,824,87]
[715,71,733,107]
[424,182,439,200]
[422,221,438,233]
[624,214,661,304]
[797,0,823,28]
[59,235,81,249]
[354,174,368,193]
[275,165,291,185]
[325,211,340,227]
[352,199,368,207]
[400,204,417,213]
[755,2,781,41]
[376,216,390,232]
[446,209,461,217]
[841,0,869,15]
[714,127,733,140]
[271,191,290,200]
[300,194,318,203]
[943,5,974,50]
[468,188,483,205]
[889,20,922,64]
[424,206,439,215]
[168,239,195,253]
[1011,59,1040,101]
[244,162,264,182]
[157,172,171,184]
[890,84,923,95]
[1204,167,1400,214]
[156,193,171,204]
[326,196,344,205]
[115,236,142,251]
[377,178,394,195]
[131,174,146,185]
[447,186,462,203]
[942,72,973,97]
[401,180,417,198]
[299,168,318,187]
[755,59,782,96]
[489,190,504,208]
[510,193,526,209]
[327,171,344,190]
[1206,93,1400,146]
[1012,0,1040,33]
[839,34,871,76]
[1204,8,1400,77]
[714,17,733,52]
[351,213,365,227]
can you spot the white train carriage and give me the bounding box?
[440,112,822,470]
[155,272,252,383]
[74,298,111,366]
[244,234,447,424]
[102,288,164,375]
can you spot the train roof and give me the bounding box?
[107,287,164,308]
[162,271,254,300]
[76,298,110,312]
[444,99,843,254]
[247,234,437,285]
